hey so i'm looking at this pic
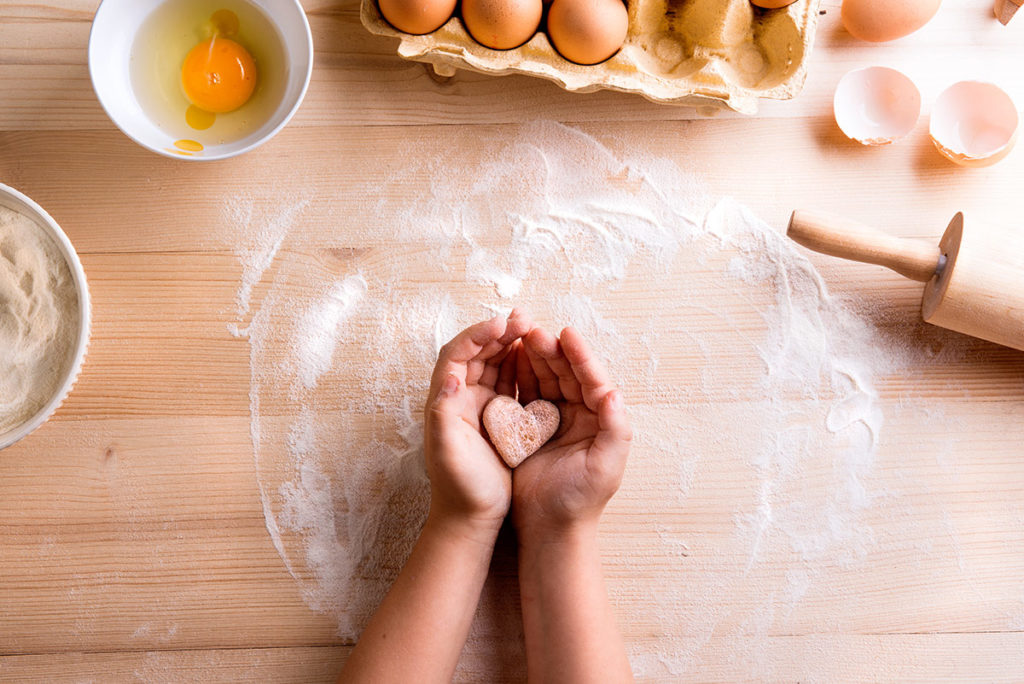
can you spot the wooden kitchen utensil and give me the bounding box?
[788,210,1024,352]
[995,0,1022,25]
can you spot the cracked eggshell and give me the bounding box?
[833,66,920,145]
[929,81,1019,167]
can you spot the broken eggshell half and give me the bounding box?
[833,66,921,145]
[929,80,1019,167]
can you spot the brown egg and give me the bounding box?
[379,0,457,35]
[842,0,941,42]
[750,0,798,7]
[461,0,544,50]
[547,0,628,65]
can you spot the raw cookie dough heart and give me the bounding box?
[482,395,560,468]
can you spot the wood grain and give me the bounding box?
[0,646,349,683]
[4,117,1024,254]
[2,635,1024,682]
[1,0,1024,681]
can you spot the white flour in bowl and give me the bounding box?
[0,206,79,436]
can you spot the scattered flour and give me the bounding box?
[224,121,991,680]
[226,193,311,332]
[291,275,367,392]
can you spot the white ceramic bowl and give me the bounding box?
[0,185,91,451]
[89,0,313,161]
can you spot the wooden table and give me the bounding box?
[2,1,1024,681]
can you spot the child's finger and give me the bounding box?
[469,308,533,386]
[523,328,564,401]
[589,389,631,480]
[497,308,533,347]
[475,342,514,388]
[560,326,616,413]
[430,315,506,399]
[495,340,520,397]
[526,327,583,404]
[516,343,541,404]
[473,309,532,367]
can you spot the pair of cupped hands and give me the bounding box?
[424,309,632,542]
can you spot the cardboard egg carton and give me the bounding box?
[360,0,822,114]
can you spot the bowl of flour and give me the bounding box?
[0,184,90,451]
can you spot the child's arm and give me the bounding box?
[340,311,533,684]
[513,326,634,684]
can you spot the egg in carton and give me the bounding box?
[360,0,823,114]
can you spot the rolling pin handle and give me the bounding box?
[787,210,943,283]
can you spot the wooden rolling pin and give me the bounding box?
[788,210,1024,352]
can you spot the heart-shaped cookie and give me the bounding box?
[482,395,560,468]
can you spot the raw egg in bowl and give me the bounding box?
[89,0,313,161]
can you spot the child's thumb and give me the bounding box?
[430,373,467,420]
[592,389,632,460]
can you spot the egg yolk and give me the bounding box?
[181,36,257,114]
[174,139,204,153]
[185,105,216,130]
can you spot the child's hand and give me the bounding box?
[344,311,533,683]
[512,326,631,540]
[424,309,533,538]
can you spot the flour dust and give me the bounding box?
[225,121,970,680]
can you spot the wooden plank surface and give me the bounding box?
[4,636,1024,683]
[2,0,1024,681]
[0,646,349,683]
